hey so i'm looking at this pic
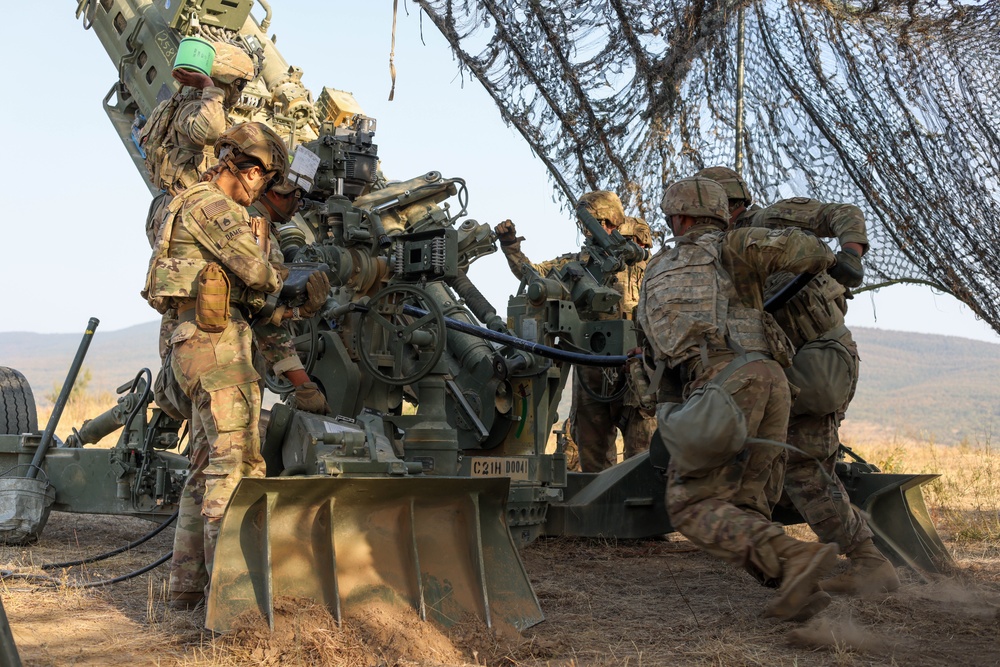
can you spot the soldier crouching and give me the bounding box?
[638,177,841,621]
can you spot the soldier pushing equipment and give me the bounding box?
[697,165,899,595]
[638,177,840,622]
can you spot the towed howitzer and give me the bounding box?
[53,0,953,637]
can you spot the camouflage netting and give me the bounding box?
[414,0,1000,332]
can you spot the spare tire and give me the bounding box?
[0,367,38,435]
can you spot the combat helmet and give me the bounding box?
[210,42,254,85]
[578,190,625,228]
[694,166,753,206]
[660,177,729,225]
[215,122,290,189]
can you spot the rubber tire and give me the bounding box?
[0,367,38,435]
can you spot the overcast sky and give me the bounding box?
[1,1,996,345]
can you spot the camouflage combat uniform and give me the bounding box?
[500,218,656,472]
[738,198,872,554]
[637,223,834,579]
[143,181,281,598]
[147,180,303,386]
[144,86,230,200]
[246,202,306,379]
[143,83,233,365]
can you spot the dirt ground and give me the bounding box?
[1,510,998,667]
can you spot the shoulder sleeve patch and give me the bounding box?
[201,198,230,220]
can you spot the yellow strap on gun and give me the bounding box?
[206,476,544,633]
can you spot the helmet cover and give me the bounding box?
[578,190,625,228]
[660,177,729,224]
[694,166,753,205]
[210,42,254,85]
[215,122,290,184]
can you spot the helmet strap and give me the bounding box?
[223,154,258,201]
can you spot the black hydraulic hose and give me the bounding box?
[119,368,153,446]
[67,552,173,589]
[399,304,630,366]
[1,551,173,589]
[41,511,178,570]
[361,271,817,369]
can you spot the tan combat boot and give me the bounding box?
[819,538,900,595]
[764,535,839,621]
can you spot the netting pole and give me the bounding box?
[735,4,746,175]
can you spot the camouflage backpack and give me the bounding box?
[138,93,183,190]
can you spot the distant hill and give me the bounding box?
[0,321,161,404]
[847,327,1000,444]
[2,322,998,444]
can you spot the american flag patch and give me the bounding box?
[200,199,230,220]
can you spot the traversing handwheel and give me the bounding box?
[357,285,446,386]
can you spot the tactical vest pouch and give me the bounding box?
[142,193,203,313]
[761,311,794,367]
[146,257,207,299]
[195,262,231,333]
[651,353,767,478]
[785,336,855,417]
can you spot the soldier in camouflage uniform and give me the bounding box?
[143,42,254,378]
[143,123,327,610]
[247,177,329,413]
[638,177,840,621]
[152,166,329,416]
[696,166,899,595]
[494,192,656,472]
[142,41,329,416]
[140,42,255,205]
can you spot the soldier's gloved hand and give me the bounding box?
[291,382,330,415]
[299,271,331,317]
[828,248,864,288]
[494,220,518,245]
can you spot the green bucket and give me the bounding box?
[173,36,216,76]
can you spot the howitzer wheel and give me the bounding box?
[357,285,446,386]
[0,367,37,435]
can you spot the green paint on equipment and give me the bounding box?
[516,396,528,438]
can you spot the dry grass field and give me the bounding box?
[2,402,997,666]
